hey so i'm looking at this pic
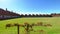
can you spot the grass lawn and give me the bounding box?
[0,17,60,34]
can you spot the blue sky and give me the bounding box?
[0,0,60,14]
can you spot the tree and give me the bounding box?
[25,14,28,17]
[36,14,39,17]
[29,14,31,17]
[32,14,35,17]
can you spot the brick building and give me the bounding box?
[51,13,60,17]
[0,8,20,19]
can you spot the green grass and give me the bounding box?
[0,17,60,34]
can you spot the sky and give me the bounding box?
[0,0,60,14]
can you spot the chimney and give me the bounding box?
[6,8,7,11]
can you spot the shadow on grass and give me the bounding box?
[0,17,21,21]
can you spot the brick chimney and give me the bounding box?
[6,8,7,11]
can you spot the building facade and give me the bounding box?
[0,8,20,19]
